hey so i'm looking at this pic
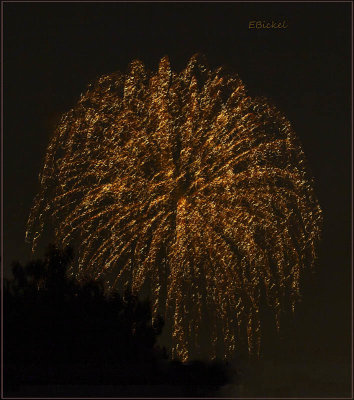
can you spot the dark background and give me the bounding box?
[3,1,352,396]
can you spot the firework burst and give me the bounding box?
[27,54,322,361]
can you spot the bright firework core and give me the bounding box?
[27,54,322,362]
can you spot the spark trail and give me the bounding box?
[27,55,322,361]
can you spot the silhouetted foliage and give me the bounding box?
[4,245,230,396]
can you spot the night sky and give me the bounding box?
[3,1,352,394]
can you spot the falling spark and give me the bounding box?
[27,54,322,361]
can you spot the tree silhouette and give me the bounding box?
[4,245,230,396]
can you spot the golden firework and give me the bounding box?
[27,54,322,361]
